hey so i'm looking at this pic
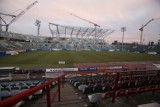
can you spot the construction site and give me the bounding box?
[0,1,160,53]
[0,1,160,107]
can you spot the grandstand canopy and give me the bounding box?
[49,23,114,39]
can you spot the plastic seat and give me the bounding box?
[88,93,102,103]
[116,82,128,97]
[83,87,93,94]
[33,89,43,95]
[137,80,149,93]
[103,83,113,92]
[128,81,136,88]
[78,84,88,91]
[10,87,21,96]
[0,88,11,100]
[121,82,128,89]
[93,85,102,93]
[74,82,80,87]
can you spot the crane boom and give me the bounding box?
[0,12,16,17]
[70,13,100,27]
[5,1,38,31]
[139,17,160,45]
[139,18,154,31]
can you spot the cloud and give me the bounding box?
[0,0,160,44]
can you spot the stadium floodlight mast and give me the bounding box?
[121,27,126,52]
[35,20,41,36]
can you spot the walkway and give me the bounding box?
[28,82,88,107]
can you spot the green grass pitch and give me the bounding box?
[0,51,160,68]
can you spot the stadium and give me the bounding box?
[0,1,160,107]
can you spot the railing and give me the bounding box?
[0,74,65,107]
[0,69,160,106]
[68,69,160,103]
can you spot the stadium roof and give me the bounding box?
[49,23,114,39]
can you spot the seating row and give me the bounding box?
[69,73,160,103]
[0,79,58,107]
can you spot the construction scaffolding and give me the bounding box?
[49,23,114,50]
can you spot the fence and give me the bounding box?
[0,74,65,107]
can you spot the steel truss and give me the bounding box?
[49,23,114,50]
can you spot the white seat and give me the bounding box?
[33,89,43,95]
[13,101,24,107]
[88,93,102,103]
[74,82,79,87]
[52,82,56,85]
[78,84,88,91]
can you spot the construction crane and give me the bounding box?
[35,20,41,36]
[0,13,16,29]
[70,13,100,38]
[70,13,100,28]
[139,17,160,45]
[1,1,38,32]
[0,12,16,18]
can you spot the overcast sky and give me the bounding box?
[0,0,160,44]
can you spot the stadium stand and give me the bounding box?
[1,30,160,54]
[0,77,58,106]
[0,31,112,51]
[0,63,160,107]
[69,69,160,105]
[0,29,160,107]
[112,42,160,54]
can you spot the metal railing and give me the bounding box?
[0,74,65,107]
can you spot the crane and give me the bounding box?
[70,13,100,38]
[0,13,16,29]
[35,20,41,36]
[1,1,38,32]
[139,17,160,45]
[70,13,100,28]
[0,12,16,18]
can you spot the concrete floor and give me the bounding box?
[28,82,89,107]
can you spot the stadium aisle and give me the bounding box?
[29,82,88,107]
[52,82,88,107]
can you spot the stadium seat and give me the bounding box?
[83,87,93,94]
[33,89,43,95]
[103,84,110,92]
[74,82,80,87]
[116,82,128,97]
[10,87,21,96]
[75,82,82,88]
[78,84,88,91]
[88,93,102,103]
[0,88,11,100]
[93,84,102,93]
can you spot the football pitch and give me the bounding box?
[0,51,160,68]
